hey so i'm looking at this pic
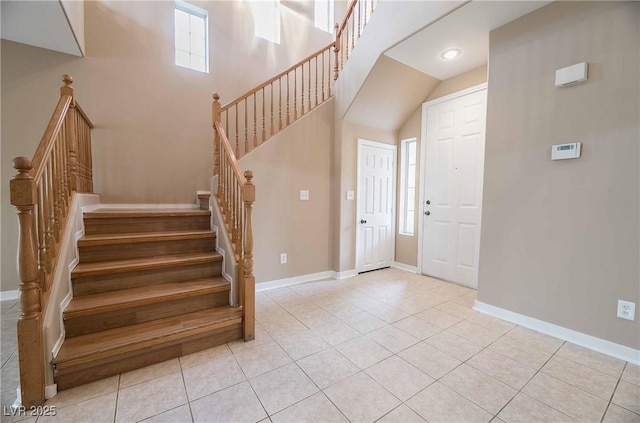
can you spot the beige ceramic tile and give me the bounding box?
[139,404,193,423]
[602,403,640,423]
[506,326,563,354]
[320,301,363,319]
[440,364,517,414]
[406,382,493,423]
[261,317,308,339]
[228,323,274,354]
[366,304,411,323]
[425,330,484,361]
[392,316,441,340]
[340,311,387,333]
[38,392,116,423]
[497,393,577,423]
[465,313,515,333]
[434,301,477,319]
[612,380,640,414]
[377,405,425,423]
[249,363,318,415]
[365,355,434,401]
[467,349,537,389]
[296,349,359,389]
[399,341,461,379]
[270,392,347,423]
[541,355,618,400]
[182,355,246,401]
[324,372,400,422]
[622,363,640,386]
[312,320,361,346]
[388,297,432,315]
[294,308,339,329]
[119,358,181,389]
[522,373,608,422]
[367,325,419,354]
[335,336,392,369]
[179,344,232,369]
[115,372,188,423]
[45,375,119,408]
[233,341,292,378]
[190,381,267,423]
[275,330,330,361]
[415,308,463,329]
[556,343,625,377]
[449,320,509,347]
[486,335,554,369]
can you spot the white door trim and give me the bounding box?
[417,83,487,276]
[355,139,397,273]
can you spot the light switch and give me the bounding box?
[346,190,355,200]
[300,190,310,201]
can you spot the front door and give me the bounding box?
[421,88,487,288]
[356,140,396,273]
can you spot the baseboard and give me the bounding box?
[334,269,357,280]
[0,290,19,301]
[256,271,336,292]
[51,291,73,360]
[90,203,198,209]
[474,300,640,365]
[392,262,418,273]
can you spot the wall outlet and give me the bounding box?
[617,300,635,321]
[300,190,309,201]
[280,253,287,264]
[346,190,355,200]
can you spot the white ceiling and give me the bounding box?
[384,1,551,80]
[1,0,82,57]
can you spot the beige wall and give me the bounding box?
[479,1,639,349]
[1,1,332,291]
[393,65,487,267]
[239,100,334,283]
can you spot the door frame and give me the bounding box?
[355,138,398,273]
[416,83,488,277]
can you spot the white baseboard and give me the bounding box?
[334,269,357,280]
[45,384,57,400]
[88,203,198,210]
[51,292,74,360]
[256,271,336,292]
[0,290,19,301]
[392,262,418,273]
[474,300,640,365]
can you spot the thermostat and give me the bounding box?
[551,142,581,160]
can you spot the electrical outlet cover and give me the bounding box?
[617,300,635,321]
[280,253,287,264]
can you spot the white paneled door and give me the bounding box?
[421,88,487,288]
[356,140,396,273]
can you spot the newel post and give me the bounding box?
[212,93,221,177]
[10,157,45,407]
[61,75,80,193]
[333,23,340,81]
[242,170,255,341]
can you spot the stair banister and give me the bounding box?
[10,75,94,407]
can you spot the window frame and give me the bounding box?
[251,0,281,44]
[314,0,335,34]
[399,138,417,236]
[174,0,209,73]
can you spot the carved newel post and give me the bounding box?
[61,75,79,193]
[212,93,221,177]
[10,157,45,406]
[242,170,256,341]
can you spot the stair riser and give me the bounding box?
[78,237,215,263]
[72,262,222,296]
[54,325,242,390]
[84,216,210,235]
[64,292,230,337]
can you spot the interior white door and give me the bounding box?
[357,140,396,273]
[421,89,486,288]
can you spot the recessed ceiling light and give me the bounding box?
[441,48,462,60]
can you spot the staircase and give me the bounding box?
[52,208,243,390]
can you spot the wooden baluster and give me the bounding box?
[294,68,298,120]
[278,78,283,130]
[244,98,249,154]
[334,24,340,81]
[36,185,46,290]
[45,162,55,272]
[253,95,257,147]
[315,56,319,107]
[242,170,255,341]
[358,0,362,38]
[322,50,326,101]
[225,111,229,142]
[301,63,304,116]
[371,0,374,17]
[10,157,46,407]
[86,119,93,193]
[51,142,61,243]
[363,0,367,25]
[212,93,221,176]
[270,84,274,136]
[286,73,291,125]
[61,75,79,193]
[308,60,312,110]
[235,105,239,157]
[261,88,266,142]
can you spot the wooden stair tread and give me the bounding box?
[72,252,222,278]
[78,230,215,246]
[64,278,230,318]
[54,307,242,368]
[85,208,210,218]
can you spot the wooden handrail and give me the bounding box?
[337,0,359,34]
[9,74,94,407]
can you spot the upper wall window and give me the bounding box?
[314,0,334,33]
[399,138,417,236]
[174,1,208,73]
[251,0,281,44]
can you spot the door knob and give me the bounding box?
[424,211,430,216]
[426,200,431,205]
[360,219,367,224]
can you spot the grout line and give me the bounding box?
[113,374,120,423]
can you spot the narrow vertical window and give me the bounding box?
[399,138,417,236]
[251,0,281,44]
[174,1,208,73]
[314,0,334,33]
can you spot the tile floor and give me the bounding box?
[1,268,639,423]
